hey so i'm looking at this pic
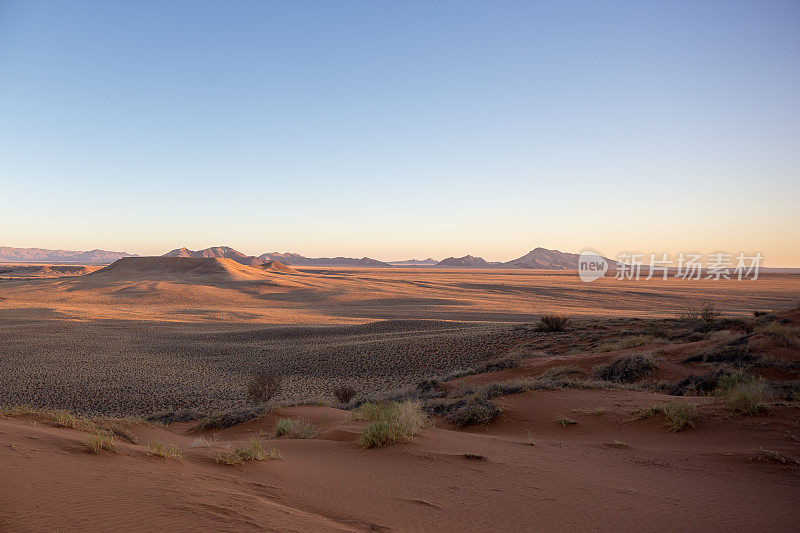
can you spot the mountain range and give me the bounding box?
[0,247,137,264]
[2,245,610,270]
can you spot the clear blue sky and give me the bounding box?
[1,1,798,265]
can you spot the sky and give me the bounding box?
[1,1,798,265]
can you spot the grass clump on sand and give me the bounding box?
[753,321,800,347]
[537,314,569,332]
[593,353,657,383]
[716,373,770,415]
[274,418,319,439]
[356,400,427,448]
[146,440,184,460]
[216,438,281,466]
[557,418,577,427]
[1,405,97,432]
[539,366,581,380]
[597,334,661,353]
[83,433,116,454]
[634,401,697,431]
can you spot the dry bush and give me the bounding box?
[445,395,502,428]
[333,385,357,404]
[537,314,569,332]
[248,371,282,404]
[84,433,116,454]
[274,418,319,439]
[754,321,800,347]
[216,438,281,465]
[557,418,577,428]
[146,439,184,460]
[357,400,426,448]
[593,353,657,383]
[145,409,204,425]
[189,405,269,432]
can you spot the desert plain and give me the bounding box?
[1,257,800,531]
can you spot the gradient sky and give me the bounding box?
[1,1,798,265]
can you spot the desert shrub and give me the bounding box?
[538,314,569,332]
[677,302,721,331]
[754,321,800,347]
[145,408,204,425]
[216,438,281,465]
[540,365,581,380]
[597,334,661,352]
[189,405,269,432]
[146,440,184,460]
[248,371,282,404]
[333,385,357,404]
[274,418,319,439]
[357,400,426,448]
[634,402,697,431]
[478,356,521,372]
[723,378,770,415]
[663,402,697,431]
[557,418,577,427]
[684,336,757,365]
[1,406,96,432]
[593,353,657,383]
[84,433,116,454]
[445,395,502,427]
[669,371,726,396]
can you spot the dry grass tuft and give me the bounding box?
[84,433,116,454]
[723,378,770,415]
[274,418,319,439]
[754,321,800,347]
[146,439,184,460]
[216,438,281,465]
[634,402,697,431]
[597,334,662,352]
[357,400,427,448]
[557,418,577,428]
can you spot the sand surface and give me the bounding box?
[1,258,799,530]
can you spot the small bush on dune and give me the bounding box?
[722,378,770,415]
[593,353,656,383]
[445,395,502,427]
[2,406,96,432]
[663,402,697,431]
[537,314,569,332]
[754,321,800,347]
[248,371,282,404]
[216,438,281,465]
[333,385,357,404]
[274,418,319,439]
[357,400,426,448]
[145,409,204,425]
[634,402,697,431]
[84,433,116,454]
[146,439,184,460]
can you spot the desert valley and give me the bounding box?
[1,245,799,530]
